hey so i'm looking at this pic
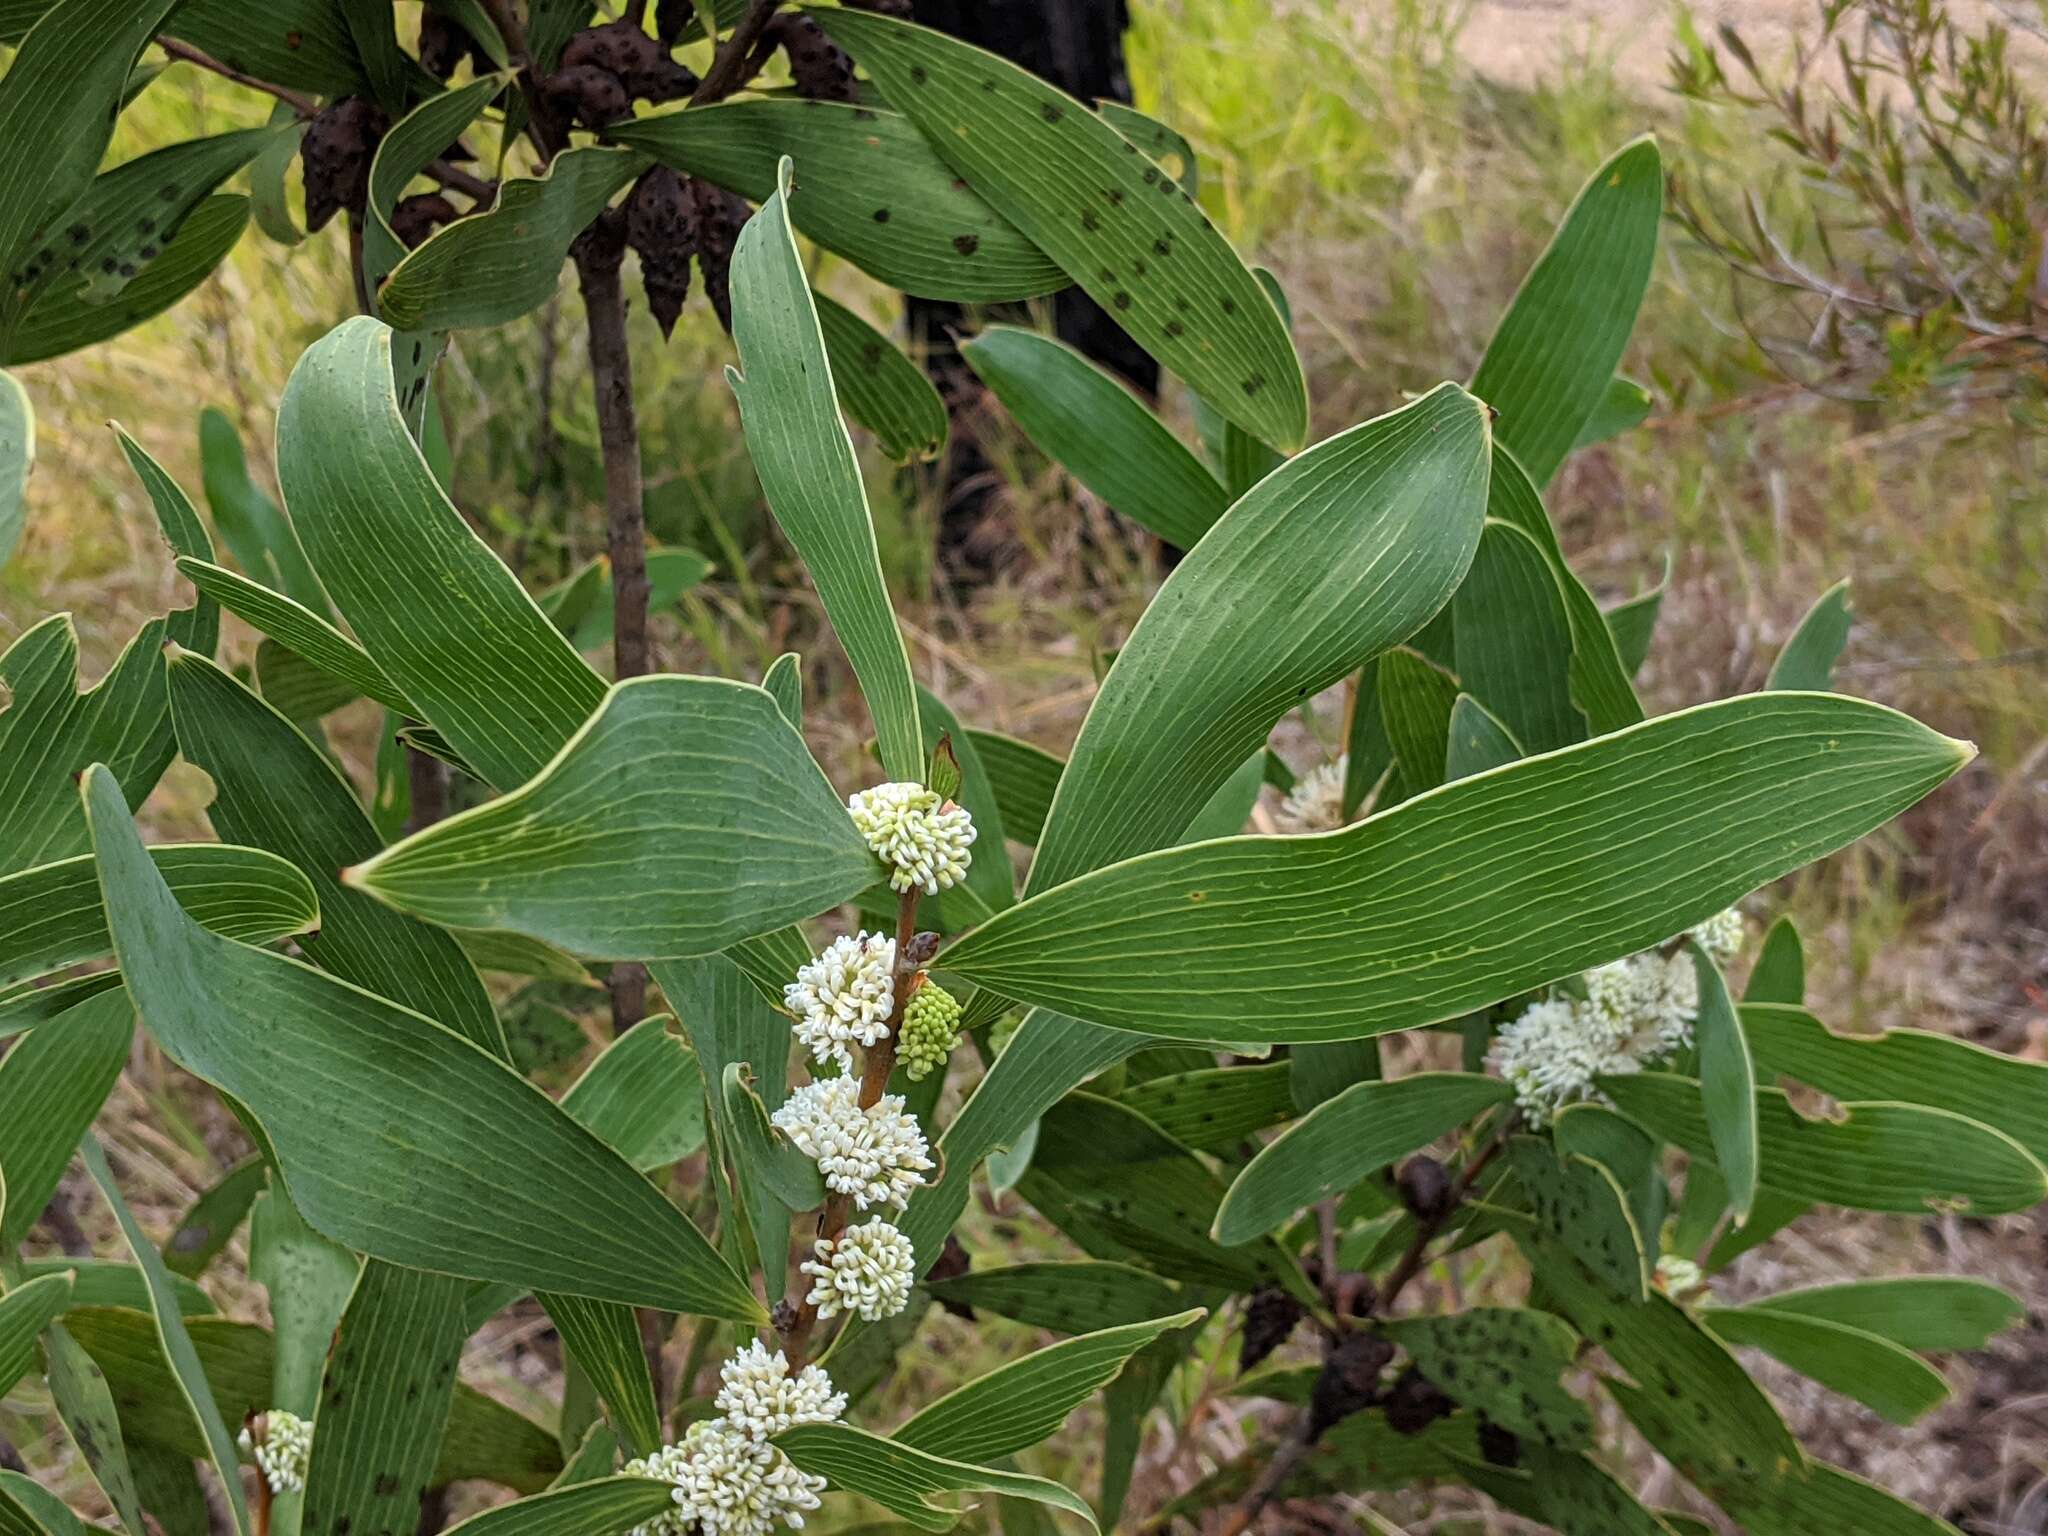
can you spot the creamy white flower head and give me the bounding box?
[626,1418,826,1536]
[1274,756,1347,835]
[801,1217,916,1321]
[1492,996,1628,1123]
[1690,907,1745,963]
[238,1409,312,1495]
[715,1341,847,1438]
[785,931,897,1070]
[847,781,976,894]
[1584,950,1699,1058]
[1655,1254,1708,1300]
[771,1074,933,1210]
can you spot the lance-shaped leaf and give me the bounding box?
[196,407,330,618]
[1737,1277,2021,1354]
[777,1422,1096,1532]
[0,367,28,569]
[920,1261,1183,1335]
[85,766,765,1319]
[894,1309,1206,1464]
[562,1018,705,1172]
[0,843,316,989]
[64,1305,563,1493]
[3,193,249,366]
[815,291,948,463]
[1507,1136,1649,1301]
[1700,1306,1949,1425]
[813,5,1306,452]
[1444,693,1522,780]
[537,1293,661,1461]
[1097,101,1199,192]
[249,1179,356,1439]
[919,687,1016,916]
[612,100,1064,301]
[1691,945,1758,1223]
[942,693,1970,1041]
[440,1479,679,1536]
[0,988,132,1249]
[1213,1073,1508,1245]
[380,147,647,332]
[177,558,413,714]
[1742,1003,2048,1164]
[361,73,506,301]
[1606,572,1665,677]
[1376,645,1459,804]
[1468,136,1662,486]
[277,317,606,791]
[1452,517,1581,752]
[0,0,185,334]
[962,325,1228,550]
[1553,1102,1666,1253]
[17,1259,209,1318]
[966,730,1063,845]
[1744,918,1805,1005]
[350,676,874,959]
[79,1138,251,1535]
[1571,375,1654,449]
[1718,1461,1964,1536]
[0,1272,70,1398]
[1386,1309,1591,1449]
[1119,1063,1295,1153]
[164,1155,267,1279]
[1767,579,1853,692]
[0,1472,86,1536]
[1026,383,1490,893]
[1449,1444,1674,1536]
[43,1319,148,1533]
[1602,1072,2047,1214]
[729,160,924,781]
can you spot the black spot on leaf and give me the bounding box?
[1041,102,1063,122]
[1113,291,1131,309]
[872,208,890,223]
[952,233,979,255]
[1080,209,1099,231]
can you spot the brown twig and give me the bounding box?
[689,0,785,105]
[155,35,319,114]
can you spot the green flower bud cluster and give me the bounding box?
[898,981,962,1081]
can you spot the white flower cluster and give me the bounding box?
[801,1217,917,1321]
[771,1073,933,1210]
[624,1345,844,1536]
[784,931,897,1071]
[1492,910,1746,1123]
[1274,756,1348,834]
[238,1409,312,1495]
[1655,1254,1708,1300]
[847,781,976,894]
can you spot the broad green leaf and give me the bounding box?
[63,1305,563,1492]
[1703,1305,1949,1424]
[1017,1095,1301,1294]
[0,367,28,569]
[0,971,120,1037]
[0,843,317,990]
[1118,1062,1295,1153]
[158,0,366,93]
[1484,449,1642,736]
[1287,1039,1380,1114]
[1200,267,1292,501]
[613,100,1065,302]
[439,1479,678,1536]
[1690,946,1758,1223]
[764,651,803,726]
[113,428,218,659]
[0,0,185,334]
[895,1309,1205,1464]
[3,193,248,366]
[1503,1213,1803,1492]
[0,988,132,1249]
[1744,918,1805,1005]
[1027,383,1490,893]
[0,1272,71,1398]
[815,291,948,463]
[1213,1073,1508,1245]
[248,103,306,244]
[362,72,507,302]
[1742,1003,2048,1164]
[1739,1277,2021,1353]
[177,558,413,711]
[164,1155,267,1278]
[1376,645,1459,803]
[380,147,647,331]
[1468,136,1662,486]
[1444,693,1522,780]
[79,1137,251,1536]
[1453,518,1581,752]
[1716,1461,1962,1536]
[167,650,505,1054]
[1605,574,1665,678]
[0,1471,84,1536]
[1601,1072,2048,1214]
[1449,1444,1675,1536]
[85,767,764,1319]
[965,730,1062,845]
[722,1063,826,1214]
[1160,1413,1475,1510]
[1340,656,1395,815]
[351,676,875,959]
[1179,749,1268,845]
[1096,101,1199,193]
[919,687,1017,918]
[1570,375,1654,450]
[1705,1187,1810,1273]
[130,1442,212,1536]
[277,317,606,790]
[942,694,1970,1041]
[17,1258,210,1318]
[962,325,1228,550]
[254,636,359,720]
[920,1261,1182,1335]
[249,1178,356,1425]
[562,1018,706,1172]
[813,5,1307,452]
[556,546,712,654]
[1383,1308,1591,1448]
[777,1422,1097,1533]
[1552,1102,1666,1254]
[1767,580,1853,692]
[43,1319,148,1533]
[538,1293,661,1460]
[1507,1136,1649,1301]
[730,160,924,781]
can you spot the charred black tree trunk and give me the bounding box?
[907,0,1159,573]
